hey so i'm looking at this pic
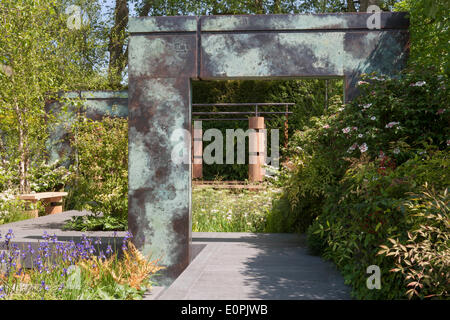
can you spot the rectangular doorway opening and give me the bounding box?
[190,77,343,233]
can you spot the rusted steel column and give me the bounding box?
[192,124,203,179]
[128,16,197,285]
[249,117,265,182]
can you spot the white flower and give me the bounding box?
[410,81,426,87]
[362,103,372,109]
[342,127,351,134]
[347,143,358,153]
[370,116,376,121]
[393,148,400,154]
[322,124,330,129]
[358,134,363,138]
[359,143,368,153]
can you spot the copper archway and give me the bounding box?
[127,13,409,284]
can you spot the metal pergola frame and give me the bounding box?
[191,102,295,147]
[192,102,294,119]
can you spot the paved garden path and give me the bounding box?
[0,213,351,300]
[149,232,351,300]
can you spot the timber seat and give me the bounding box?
[18,192,68,218]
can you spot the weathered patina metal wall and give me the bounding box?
[128,16,197,285]
[198,14,409,100]
[128,13,409,284]
[46,91,128,164]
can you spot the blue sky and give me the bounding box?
[99,0,137,19]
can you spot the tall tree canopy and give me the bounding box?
[0,0,107,192]
[395,0,449,75]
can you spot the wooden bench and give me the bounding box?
[18,192,68,218]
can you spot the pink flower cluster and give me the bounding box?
[385,121,400,128]
[342,127,358,134]
[347,142,368,153]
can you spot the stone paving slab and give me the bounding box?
[0,210,128,241]
[157,232,351,300]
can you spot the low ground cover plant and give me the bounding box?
[0,192,34,225]
[192,187,281,232]
[63,214,127,231]
[0,230,162,300]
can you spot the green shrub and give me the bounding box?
[306,150,449,299]
[265,195,295,233]
[28,160,70,192]
[0,166,9,192]
[277,67,448,235]
[0,192,35,225]
[378,185,449,300]
[265,152,334,233]
[273,66,449,299]
[343,70,449,158]
[0,161,18,193]
[265,99,348,233]
[65,115,128,229]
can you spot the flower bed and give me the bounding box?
[0,230,162,300]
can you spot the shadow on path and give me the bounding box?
[158,232,351,300]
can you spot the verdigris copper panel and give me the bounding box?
[201,32,348,78]
[201,30,408,80]
[200,13,409,31]
[129,15,197,33]
[127,76,192,285]
[46,91,128,163]
[129,34,197,78]
[343,30,409,99]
